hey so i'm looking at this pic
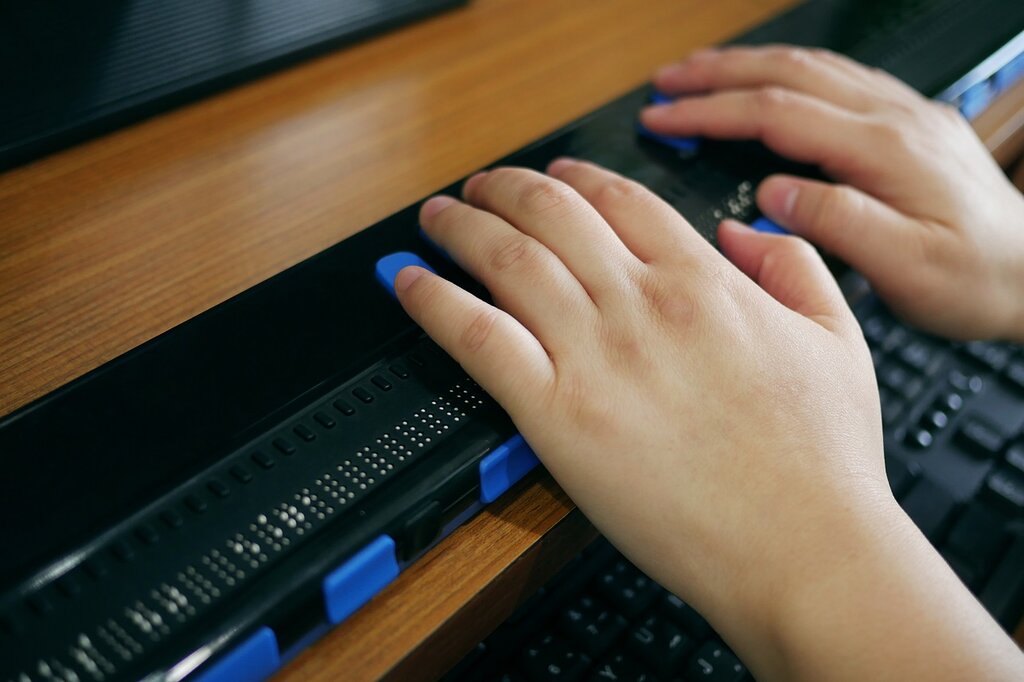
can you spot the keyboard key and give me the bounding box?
[520,633,591,682]
[921,409,949,431]
[626,614,691,676]
[980,533,1024,628]
[160,509,184,529]
[956,418,1006,459]
[899,340,937,373]
[314,411,336,428]
[982,469,1024,515]
[184,494,208,514]
[372,375,393,391]
[900,478,957,542]
[230,464,254,484]
[948,369,983,394]
[559,595,628,657]
[207,480,230,498]
[879,391,906,427]
[594,560,660,619]
[936,392,964,413]
[661,593,711,640]
[962,341,1011,371]
[390,363,410,379]
[861,316,890,345]
[353,387,375,404]
[333,398,356,416]
[942,550,979,589]
[685,641,746,681]
[288,428,312,445]
[943,502,1007,581]
[588,654,653,682]
[1006,442,1024,476]
[1004,361,1024,393]
[250,450,275,469]
[904,428,934,450]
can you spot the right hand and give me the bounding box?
[641,45,1024,342]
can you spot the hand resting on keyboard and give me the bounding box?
[389,47,1024,682]
[644,45,1024,342]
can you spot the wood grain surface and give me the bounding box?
[4,0,1024,678]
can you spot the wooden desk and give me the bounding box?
[2,0,1022,679]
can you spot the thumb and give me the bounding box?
[717,220,854,332]
[756,175,912,279]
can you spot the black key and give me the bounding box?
[904,428,934,450]
[82,559,108,580]
[899,340,936,373]
[1004,361,1024,393]
[956,418,1006,459]
[879,363,912,394]
[160,509,184,529]
[899,478,957,542]
[980,533,1024,628]
[520,633,591,682]
[1006,442,1024,476]
[594,560,660,619]
[589,654,654,682]
[333,399,356,416]
[408,352,426,367]
[862,316,890,345]
[921,409,949,431]
[627,614,691,676]
[371,375,393,391]
[184,494,208,514]
[685,641,746,681]
[390,363,410,379]
[28,595,54,617]
[135,524,159,545]
[943,502,1007,579]
[880,326,908,353]
[884,456,920,498]
[207,480,230,498]
[353,387,374,404]
[110,540,135,562]
[661,593,711,639]
[982,468,1024,515]
[558,594,628,657]
[314,411,336,429]
[285,430,309,447]
[56,574,82,598]
[230,465,253,484]
[948,370,983,394]
[963,341,1011,372]
[936,392,964,413]
[870,347,885,368]
[250,450,275,469]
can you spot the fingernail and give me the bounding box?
[760,178,800,221]
[463,171,488,198]
[547,157,577,175]
[639,104,672,124]
[654,63,686,82]
[394,266,426,294]
[421,195,457,220]
[719,219,754,234]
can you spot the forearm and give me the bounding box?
[729,499,1024,681]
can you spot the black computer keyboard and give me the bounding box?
[443,303,1024,682]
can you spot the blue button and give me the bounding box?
[479,434,541,503]
[322,535,400,624]
[751,217,789,235]
[994,52,1024,93]
[639,91,699,153]
[375,252,435,298]
[192,627,279,682]
[636,122,700,153]
[959,80,994,120]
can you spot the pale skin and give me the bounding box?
[393,46,1024,680]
